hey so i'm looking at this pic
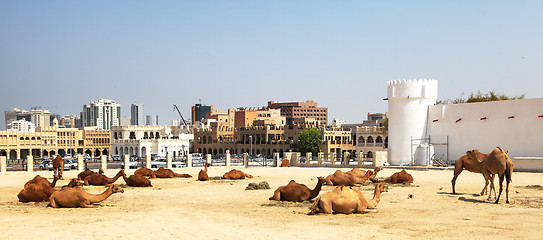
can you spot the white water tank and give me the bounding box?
[414,144,434,166]
[388,79,437,165]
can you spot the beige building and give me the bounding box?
[111,125,193,158]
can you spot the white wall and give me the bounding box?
[427,98,543,161]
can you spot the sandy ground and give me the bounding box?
[1,166,543,240]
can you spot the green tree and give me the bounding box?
[437,90,526,104]
[297,128,321,155]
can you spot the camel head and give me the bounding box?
[206,163,213,167]
[466,149,483,161]
[374,167,383,172]
[109,184,124,193]
[68,178,83,187]
[317,176,325,184]
[376,183,388,193]
[99,169,104,175]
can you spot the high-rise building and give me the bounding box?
[7,119,35,132]
[146,115,158,126]
[131,103,145,126]
[82,99,121,130]
[267,100,328,125]
[5,108,53,129]
[60,115,77,128]
[191,104,213,125]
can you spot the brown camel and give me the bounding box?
[134,167,157,178]
[48,184,124,208]
[324,169,373,186]
[52,155,65,180]
[269,177,325,202]
[222,169,253,180]
[467,147,513,204]
[154,167,192,178]
[198,163,212,181]
[281,158,290,167]
[451,151,495,195]
[83,170,123,186]
[382,170,414,184]
[309,183,388,214]
[18,175,59,202]
[121,170,152,187]
[64,178,84,188]
[349,167,382,179]
[77,169,104,181]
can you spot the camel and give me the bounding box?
[467,147,513,203]
[18,175,59,202]
[154,167,192,178]
[77,169,104,181]
[349,167,382,179]
[281,158,290,167]
[134,167,157,178]
[324,169,373,186]
[309,183,388,214]
[48,184,124,208]
[451,151,496,196]
[198,163,212,181]
[121,170,152,187]
[222,169,253,180]
[52,155,65,180]
[64,178,84,188]
[83,169,123,186]
[269,177,325,202]
[383,170,414,184]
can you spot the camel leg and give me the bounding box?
[48,196,59,208]
[451,162,463,194]
[59,168,64,180]
[489,174,497,200]
[494,175,504,204]
[269,189,281,201]
[481,170,493,201]
[505,177,510,204]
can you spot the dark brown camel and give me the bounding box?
[121,170,152,187]
[24,175,57,188]
[83,170,123,186]
[52,155,65,180]
[154,167,192,178]
[134,167,157,178]
[269,177,325,202]
[222,169,253,180]
[18,175,59,202]
[452,151,495,195]
[49,184,124,208]
[383,170,414,184]
[281,158,290,167]
[467,147,513,204]
[77,169,104,181]
[198,163,212,181]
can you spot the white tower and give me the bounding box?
[387,79,438,165]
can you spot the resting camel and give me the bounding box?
[309,183,388,214]
[48,184,124,208]
[281,158,290,167]
[154,167,192,178]
[83,170,123,186]
[451,151,496,196]
[198,163,212,181]
[52,155,65,180]
[382,170,414,184]
[467,147,513,204]
[222,169,253,180]
[121,170,152,187]
[18,175,59,202]
[134,167,157,178]
[77,169,104,181]
[324,169,372,186]
[269,177,325,202]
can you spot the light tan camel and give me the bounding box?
[324,169,373,186]
[134,167,157,178]
[467,147,513,203]
[121,170,152,187]
[52,155,65,180]
[198,163,212,181]
[309,183,388,214]
[154,167,192,178]
[222,169,253,180]
[77,169,104,181]
[349,167,382,179]
[83,170,123,186]
[383,170,414,184]
[18,175,59,202]
[451,151,495,196]
[48,184,124,208]
[269,177,325,202]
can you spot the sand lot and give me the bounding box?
[1,166,543,240]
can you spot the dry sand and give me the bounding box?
[1,166,543,240]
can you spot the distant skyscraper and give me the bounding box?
[82,99,121,130]
[131,103,145,126]
[146,115,158,126]
[191,104,213,125]
[120,116,130,126]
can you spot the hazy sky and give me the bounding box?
[1,1,541,129]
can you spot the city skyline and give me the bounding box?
[1,1,542,130]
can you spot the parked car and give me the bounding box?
[150,158,184,168]
[64,159,77,170]
[39,160,52,170]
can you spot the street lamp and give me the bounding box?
[249,135,253,156]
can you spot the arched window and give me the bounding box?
[376,136,383,143]
[367,136,374,143]
[208,136,212,144]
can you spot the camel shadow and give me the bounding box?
[437,192,481,197]
[457,196,489,204]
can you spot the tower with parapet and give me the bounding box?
[387,79,438,165]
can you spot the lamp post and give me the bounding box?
[249,135,253,156]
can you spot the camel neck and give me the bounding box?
[88,187,114,204]
[372,185,382,203]
[50,177,58,187]
[308,180,323,200]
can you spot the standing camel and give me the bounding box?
[52,156,65,180]
[451,151,495,196]
[468,147,513,204]
[269,177,325,202]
